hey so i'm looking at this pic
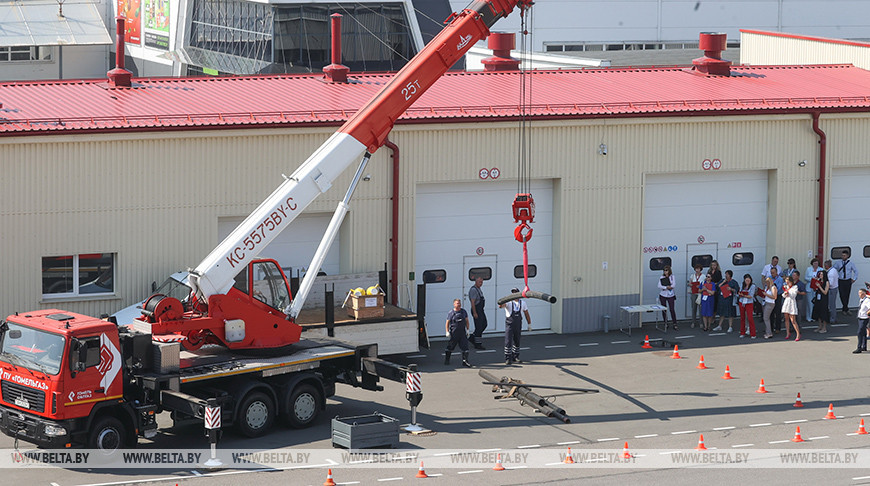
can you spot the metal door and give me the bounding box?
[685,243,718,318]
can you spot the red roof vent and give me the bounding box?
[481,32,520,71]
[323,13,350,83]
[107,16,132,88]
[692,32,732,76]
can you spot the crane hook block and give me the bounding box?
[512,193,535,223]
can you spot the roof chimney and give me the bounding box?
[323,13,350,83]
[107,16,132,87]
[692,32,732,76]
[481,32,520,71]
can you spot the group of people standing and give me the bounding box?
[658,251,865,347]
[444,277,532,368]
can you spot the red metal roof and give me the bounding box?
[1,64,869,135]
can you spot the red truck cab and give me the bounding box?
[0,310,131,449]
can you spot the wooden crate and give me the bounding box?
[347,293,385,319]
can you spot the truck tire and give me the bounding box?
[235,391,275,438]
[283,383,321,429]
[88,416,126,453]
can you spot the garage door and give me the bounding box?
[642,171,768,321]
[218,213,340,279]
[830,167,870,303]
[415,180,553,336]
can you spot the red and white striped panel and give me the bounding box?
[152,334,187,343]
[405,372,421,393]
[205,405,221,429]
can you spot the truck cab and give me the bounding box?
[0,310,133,449]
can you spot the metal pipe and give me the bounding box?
[384,138,400,306]
[497,290,557,306]
[478,370,571,423]
[812,112,827,261]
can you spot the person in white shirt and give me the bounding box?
[761,277,778,339]
[737,274,758,338]
[833,249,859,315]
[657,265,677,331]
[853,288,870,353]
[805,258,821,322]
[762,256,782,281]
[825,260,839,323]
[499,288,531,365]
[687,265,705,328]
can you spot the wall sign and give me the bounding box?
[698,235,706,244]
[702,158,722,170]
[476,246,484,255]
[490,167,500,179]
[479,168,489,179]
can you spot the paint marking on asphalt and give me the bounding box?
[457,470,483,475]
[347,459,375,464]
[659,451,680,455]
[579,343,599,346]
[426,474,443,477]
[518,444,541,449]
[406,354,427,358]
[785,419,807,424]
[769,440,791,444]
[476,448,501,453]
[713,426,736,431]
[610,340,630,344]
[476,349,497,353]
[505,466,529,470]
[50,483,61,486]
[732,444,754,448]
[671,430,697,435]
[433,452,459,457]
[831,324,849,327]
[709,332,726,336]
[597,437,620,442]
[860,413,870,417]
[852,475,870,481]
[847,433,861,436]
[674,335,694,339]
[520,347,531,350]
[546,462,565,466]
[545,345,567,349]
[808,436,830,440]
[337,482,361,485]
[191,470,203,476]
[750,423,772,427]
[635,434,658,438]
[377,478,403,482]
[557,441,581,445]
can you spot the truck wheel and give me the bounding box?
[89,416,126,453]
[283,384,321,428]
[235,391,275,438]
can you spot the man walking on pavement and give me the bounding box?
[853,288,870,354]
[834,249,858,315]
[444,299,472,367]
[468,277,487,350]
[500,288,532,365]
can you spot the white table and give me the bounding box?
[618,304,668,335]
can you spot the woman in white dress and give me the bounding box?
[782,274,801,341]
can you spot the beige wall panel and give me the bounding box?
[741,32,870,70]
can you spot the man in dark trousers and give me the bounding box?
[854,288,869,354]
[500,288,532,365]
[468,277,487,349]
[834,249,858,315]
[444,299,471,367]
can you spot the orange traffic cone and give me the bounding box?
[793,393,804,408]
[323,468,336,486]
[857,419,868,435]
[695,434,708,451]
[671,345,681,359]
[415,461,428,478]
[756,379,768,393]
[492,453,505,471]
[824,403,836,420]
[622,442,632,459]
[564,447,575,464]
[642,335,653,349]
[721,365,733,380]
[791,426,804,442]
[696,355,707,369]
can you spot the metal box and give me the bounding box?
[331,413,399,449]
[153,342,180,374]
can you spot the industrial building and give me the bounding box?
[1,32,870,335]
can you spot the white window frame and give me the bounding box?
[41,253,116,299]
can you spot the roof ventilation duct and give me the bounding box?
[692,32,732,76]
[482,32,521,71]
[323,13,350,83]
[107,16,132,87]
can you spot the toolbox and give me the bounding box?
[331,413,399,449]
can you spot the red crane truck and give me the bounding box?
[0,0,533,451]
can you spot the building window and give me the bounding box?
[691,254,714,269]
[513,265,537,279]
[831,246,851,259]
[732,252,754,266]
[422,269,446,284]
[468,267,492,281]
[863,246,870,258]
[42,253,115,298]
[649,257,672,271]
[0,46,51,62]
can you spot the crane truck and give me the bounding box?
[0,0,534,451]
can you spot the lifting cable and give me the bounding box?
[511,7,534,297]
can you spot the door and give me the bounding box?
[685,243,718,318]
[463,255,500,332]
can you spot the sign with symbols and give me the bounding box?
[205,405,221,429]
[490,167,500,179]
[478,168,489,179]
[698,235,706,244]
[712,158,721,170]
[476,246,484,256]
[702,159,712,170]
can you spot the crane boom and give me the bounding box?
[189,0,533,301]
